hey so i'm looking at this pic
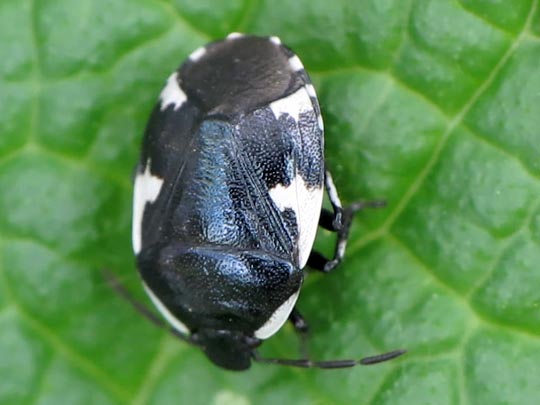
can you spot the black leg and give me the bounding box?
[289,308,309,334]
[289,308,310,358]
[323,169,345,231]
[308,170,385,273]
[318,208,340,231]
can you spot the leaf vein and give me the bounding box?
[454,0,519,37]
[350,0,539,254]
[153,0,212,41]
[463,122,540,182]
[0,265,131,403]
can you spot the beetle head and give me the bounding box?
[191,329,261,370]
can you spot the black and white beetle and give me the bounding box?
[123,33,405,371]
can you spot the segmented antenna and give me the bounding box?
[104,269,407,370]
[253,349,406,369]
[102,269,194,345]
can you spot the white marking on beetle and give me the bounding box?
[143,282,190,335]
[268,174,324,268]
[288,55,304,71]
[254,289,300,339]
[269,36,281,45]
[159,72,187,111]
[227,32,244,40]
[189,46,207,62]
[132,159,164,254]
[269,86,313,123]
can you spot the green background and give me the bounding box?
[1,0,540,404]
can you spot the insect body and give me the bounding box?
[131,33,404,370]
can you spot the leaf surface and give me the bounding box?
[1,0,540,404]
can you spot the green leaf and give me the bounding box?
[1,0,540,403]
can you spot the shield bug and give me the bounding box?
[123,33,405,370]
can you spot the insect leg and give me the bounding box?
[289,308,310,358]
[102,269,193,344]
[289,308,309,334]
[307,170,385,273]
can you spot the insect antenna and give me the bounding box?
[102,269,195,345]
[252,349,406,369]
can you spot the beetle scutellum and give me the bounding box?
[125,33,405,371]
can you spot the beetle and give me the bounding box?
[123,33,405,371]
